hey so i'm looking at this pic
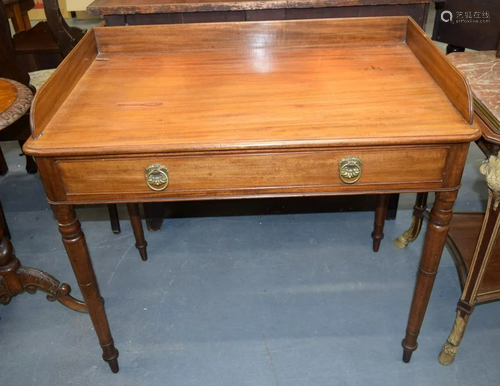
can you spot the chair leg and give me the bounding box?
[394,192,429,249]
[107,204,121,234]
[127,203,148,261]
[0,148,8,175]
[372,194,389,252]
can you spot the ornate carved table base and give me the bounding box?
[0,230,87,312]
[438,155,500,365]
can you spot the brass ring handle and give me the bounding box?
[339,156,362,184]
[145,164,169,191]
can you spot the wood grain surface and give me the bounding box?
[30,29,97,138]
[25,18,479,157]
[52,145,448,202]
[0,80,17,114]
[406,17,472,124]
[88,0,430,16]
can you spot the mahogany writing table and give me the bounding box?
[88,0,431,227]
[24,17,480,372]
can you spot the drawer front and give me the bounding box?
[55,147,448,201]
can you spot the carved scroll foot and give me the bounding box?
[0,266,87,312]
[393,220,418,249]
[394,193,428,249]
[0,233,87,312]
[438,313,467,366]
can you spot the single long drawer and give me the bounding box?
[55,146,449,201]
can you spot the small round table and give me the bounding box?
[0,78,32,234]
[0,77,32,130]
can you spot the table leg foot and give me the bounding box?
[438,343,458,366]
[438,312,468,365]
[372,194,389,252]
[393,192,428,249]
[52,205,119,373]
[127,203,148,261]
[401,341,417,363]
[103,346,120,373]
[402,190,457,363]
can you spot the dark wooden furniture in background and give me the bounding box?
[436,51,500,366]
[0,0,36,175]
[24,17,479,372]
[0,0,133,237]
[0,76,86,311]
[12,0,85,72]
[88,0,432,229]
[3,0,33,32]
[432,0,500,54]
[88,0,431,27]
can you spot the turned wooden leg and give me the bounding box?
[372,194,389,252]
[394,192,429,249]
[402,190,458,363]
[439,156,500,365]
[107,204,121,234]
[127,203,148,261]
[51,205,119,373]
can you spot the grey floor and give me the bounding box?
[2,12,500,386]
[1,131,499,386]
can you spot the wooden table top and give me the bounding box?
[88,0,431,16]
[0,78,32,130]
[448,51,500,133]
[26,18,478,157]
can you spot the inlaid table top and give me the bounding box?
[0,78,32,130]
